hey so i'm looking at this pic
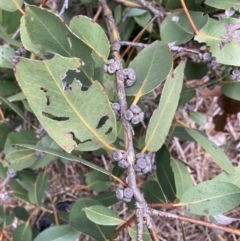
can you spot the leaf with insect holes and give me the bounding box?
[144,62,185,152]
[195,17,240,66]
[15,55,116,153]
[0,0,23,12]
[23,6,95,84]
[205,0,240,11]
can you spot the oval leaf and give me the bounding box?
[125,41,172,102]
[69,15,110,62]
[144,62,185,152]
[13,222,32,241]
[195,18,240,66]
[0,0,23,12]
[185,127,234,174]
[70,198,115,241]
[205,0,240,11]
[85,205,124,226]
[28,171,48,206]
[15,55,116,152]
[34,225,79,241]
[171,159,193,199]
[181,181,240,216]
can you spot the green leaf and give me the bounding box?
[144,62,185,152]
[221,82,240,101]
[70,198,115,240]
[10,179,30,203]
[156,145,176,201]
[16,145,118,180]
[85,205,124,226]
[189,111,206,125]
[34,225,80,241]
[161,12,208,45]
[205,0,240,11]
[20,17,44,58]
[93,192,118,207]
[195,18,240,66]
[128,226,151,241]
[172,125,194,141]
[134,12,153,32]
[0,0,23,12]
[28,171,48,206]
[15,55,116,152]
[0,9,22,34]
[85,170,111,192]
[6,149,38,171]
[0,162,7,178]
[125,41,172,102]
[0,25,21,47]
[179,84,196,106]
[24,6,95,84]
[185,127,235,174]
[0,124,11,151]
[181,181,240,216]
[69,15,110,62]
[142,180,166,203]
[0,78,18,97]
[13,206,30,221]
[213,167,240,188]
[0,206,14,229]
[128,8,147,17]
[13,222,32,241]
[0,44,15,68]
[0,95,34,127]
[171,160,193,199]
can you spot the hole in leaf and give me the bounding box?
[46,96,51,106]
[70,132,91,144]
[105,127,112,135]
[96,115,110,129]
[40,87,47,92]
[42,112,69,121]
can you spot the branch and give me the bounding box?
[150,209,240,236]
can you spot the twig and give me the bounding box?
[120,41,148,48]
[150,209,240,236]
[99,0,155,240]
[121,16,157,58]
[134,0,165,18]
[112,0,142,8]
[92,5,103,22]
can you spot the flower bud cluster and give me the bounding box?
[104,59,121,74]
[230,67,240,82]
[113,150,129,169]
[134,153,154,175]
[124,105,144,125]
[123,68,136,87]
[111,102,121,120]
[116,185,133,202]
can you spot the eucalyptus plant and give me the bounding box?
[0,0,240,240]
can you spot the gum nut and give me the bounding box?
[142,165,152,174]
[104,64,108,72]
[131,115,140,125]
[107,59,115,64]
[145,155,152,165]
[113,151,123,161]
[130,105,141,114]
[134,164,142,173]
[122,197,132,202]
[124,110,134,120]
[108,64,116,74]
[114,110,121,120]
[136,158,147,169]
[136,153,145,159]
[128,71,136,81]
[112,102,121,111]
[118,160,129,168]
[116,188,124,199]
[123,187,133,198]
[123,68,131,76]
[126,79,135,87]
[138,112,144,121]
